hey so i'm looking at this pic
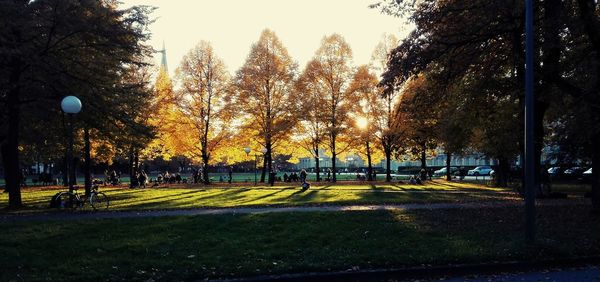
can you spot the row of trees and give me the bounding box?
[371,0,600,212]
[1,0,409,209]
[1,0,156,208]
[150,30,403,185]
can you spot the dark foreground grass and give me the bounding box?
[1,204,599,281]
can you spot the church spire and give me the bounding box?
[157,41,168,72]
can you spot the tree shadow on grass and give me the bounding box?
[2,208,539,281]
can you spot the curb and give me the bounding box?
[220,256,600,282]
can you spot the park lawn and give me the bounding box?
[1,204,599,281]
[0,181,517,213]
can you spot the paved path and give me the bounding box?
[441,265,600,282]
[0,199,584,223]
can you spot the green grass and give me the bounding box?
[1,204,599,281]
[0,181,517,214]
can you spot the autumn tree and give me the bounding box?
[397,75,439,170]
[346,65,386,181]
[235,29,298,184]
[310,34,355,182]
[0,0,153,207]
[175,41,234,184]
[373,0,600,194]
[143,68,179,162]
[294,60,329,181]
[370,34,402,181]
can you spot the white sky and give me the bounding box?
[119,0,411,76]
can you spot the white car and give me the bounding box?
[583,168,592,175]
[468,166,493,176]
[433,167,459,176]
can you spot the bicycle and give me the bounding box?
[53,185,110,211]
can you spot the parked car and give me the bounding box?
[433,167,459,176]
[468,166,493,176]
[564,167,585,176]
[583,168,592,175]
[547,166,564,176]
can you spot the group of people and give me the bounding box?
[156,171,185,185]
[405,169,432,185]
[103,170,121,186]
[282,172,304,182]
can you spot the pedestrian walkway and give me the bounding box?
[0,199,584,222]
[442,265,600,282]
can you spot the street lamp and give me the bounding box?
[61,96,82,193]
[261,147,270,185]
[244,147,267,186]
[524,0,536,243]
[244,147,255,185]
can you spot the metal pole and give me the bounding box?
[67,113,74,194]
[524,0,536,243]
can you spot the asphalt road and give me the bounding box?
[439,265,600,282]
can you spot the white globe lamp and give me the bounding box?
[61,96,82,114]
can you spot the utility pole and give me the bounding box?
[524,0,536,243]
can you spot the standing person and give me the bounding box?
[539,165,551,196]
[420,169,427,182]
[300,169,307,184]
[299,169,309,191]
[327,168,332,182]
[459,167,466,181]
[138,170,147,188]
[104,169,109,186]
[228,166,233,184]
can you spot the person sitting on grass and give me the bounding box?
[409,175,417,185]
[299,169,310,191]
[283,173,289,182]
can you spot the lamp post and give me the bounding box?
[524,0,536,243]
[261,147,268,185]
[61,96,82,194]
[244,147,267,186]
[244,147,255,185]
[357,116,372,181]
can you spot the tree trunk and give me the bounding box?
[592,136,600,215]
[2,41,23,207]
[445,152,452,181]
[202,154,209,185]
[314,149,321,182]
[366,141,373,181]
[260,154,267,183]
[534,104,547,193]
[84,126,91,197]
[385,147,392,182]
[128,146,135,188]
[332,147,337,183]
[420,143,427,170]
[63,153,69,187]
[495,157,510,188]
[1,96,22,207]
[134,149,139,173]
[267,145,274,186]
[512,9,526,195]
